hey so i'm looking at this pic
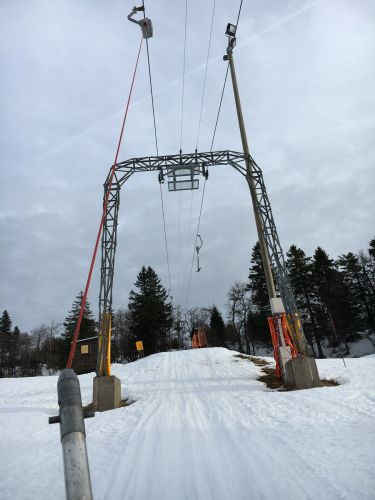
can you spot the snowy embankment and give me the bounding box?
[0,348,374,500]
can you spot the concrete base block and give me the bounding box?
[93,375,121,411]
[284,357,321,390]
[279,346,292,374]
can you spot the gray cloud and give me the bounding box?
[1,0,374,331]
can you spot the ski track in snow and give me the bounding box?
[0,348,374,500]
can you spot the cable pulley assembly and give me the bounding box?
[195,234,203,272]
[127,5,153,38]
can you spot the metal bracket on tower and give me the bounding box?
[127,5,153,39]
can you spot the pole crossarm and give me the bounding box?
[98,149,306,375]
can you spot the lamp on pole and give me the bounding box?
[223,24,276,301]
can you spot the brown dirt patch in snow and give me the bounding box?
[320,379,340,387]
[233,353,339,390]
[258,366,285,390]
[233,354,270,366]
[258,367,340,391]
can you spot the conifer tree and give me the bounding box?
[0,310,12,335]
[312,247,354,352]
[286,245,324,357]
[209,305,226,347]
[62,292,97,354]
[369,237,375,259]
[337,252,375,334]
[247,242,270,315]
[128,266,173,355]
[0,310,13,376]
[246,243,272,347]
[367,237,375,291]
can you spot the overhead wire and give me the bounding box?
[185,0,218,308]
[177,0,188,304]
[210,0,244,151]
[184,0,246,310]
[184,177,207,309]
[142,0,173,297]
[195,0,217,151]
[143,6,159,156]
[210,64,228,151]
[66,37,144,368]
[179,0,188,152]
[236,0,244,26]
[159,184,173,295]
[177,189,182,301]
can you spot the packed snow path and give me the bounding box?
[0,348,374,499]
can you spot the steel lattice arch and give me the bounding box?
[97,149,305,372]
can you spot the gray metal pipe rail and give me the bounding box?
[49,369,94,500]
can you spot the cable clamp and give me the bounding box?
[128,5,153,39]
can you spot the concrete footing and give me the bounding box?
[284,357,321,390]
[93,375,121,411]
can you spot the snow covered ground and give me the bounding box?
[0,348,374,500]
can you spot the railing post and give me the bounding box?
[49,369,94,500]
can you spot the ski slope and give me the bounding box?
[0,348,374,499]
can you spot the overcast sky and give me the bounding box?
[1,0,374,332]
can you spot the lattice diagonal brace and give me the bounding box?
[97,150,308,370]
[97,177,124,374]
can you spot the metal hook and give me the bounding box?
[195,235,203,272]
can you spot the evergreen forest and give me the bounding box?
[1,236,374,377]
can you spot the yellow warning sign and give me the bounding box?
[136,340,144,351]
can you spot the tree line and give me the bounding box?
[1,236,374,376]
[223,236,375,357]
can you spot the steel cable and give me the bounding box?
[210,0,244,151]
[195,0,217,151]
[185,0,245,310]
[184,177,207,309]
[179,0,188,152]
[66,38,144,368]
[142,1,173,297]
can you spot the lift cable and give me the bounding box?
[210,0,244,151]
[210,63,229,151]
[184,176,207,310]
[177,1,188,301]
[195,0,217,151]
[179,0,188,152]
[177,189,182,300]
[184,0,245,310]
[142,0,173,297]
[145,41,159,155]
[142,1,159,156]
[159,183,173,295]
[185,0,218,307]
[66,38,144,369]
[236,0,244,26]
[184,188,195,284]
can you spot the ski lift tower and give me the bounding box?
[224,23,320,389]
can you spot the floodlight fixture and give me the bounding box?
[225,23,237,38]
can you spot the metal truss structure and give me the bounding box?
[97,150,305,373]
